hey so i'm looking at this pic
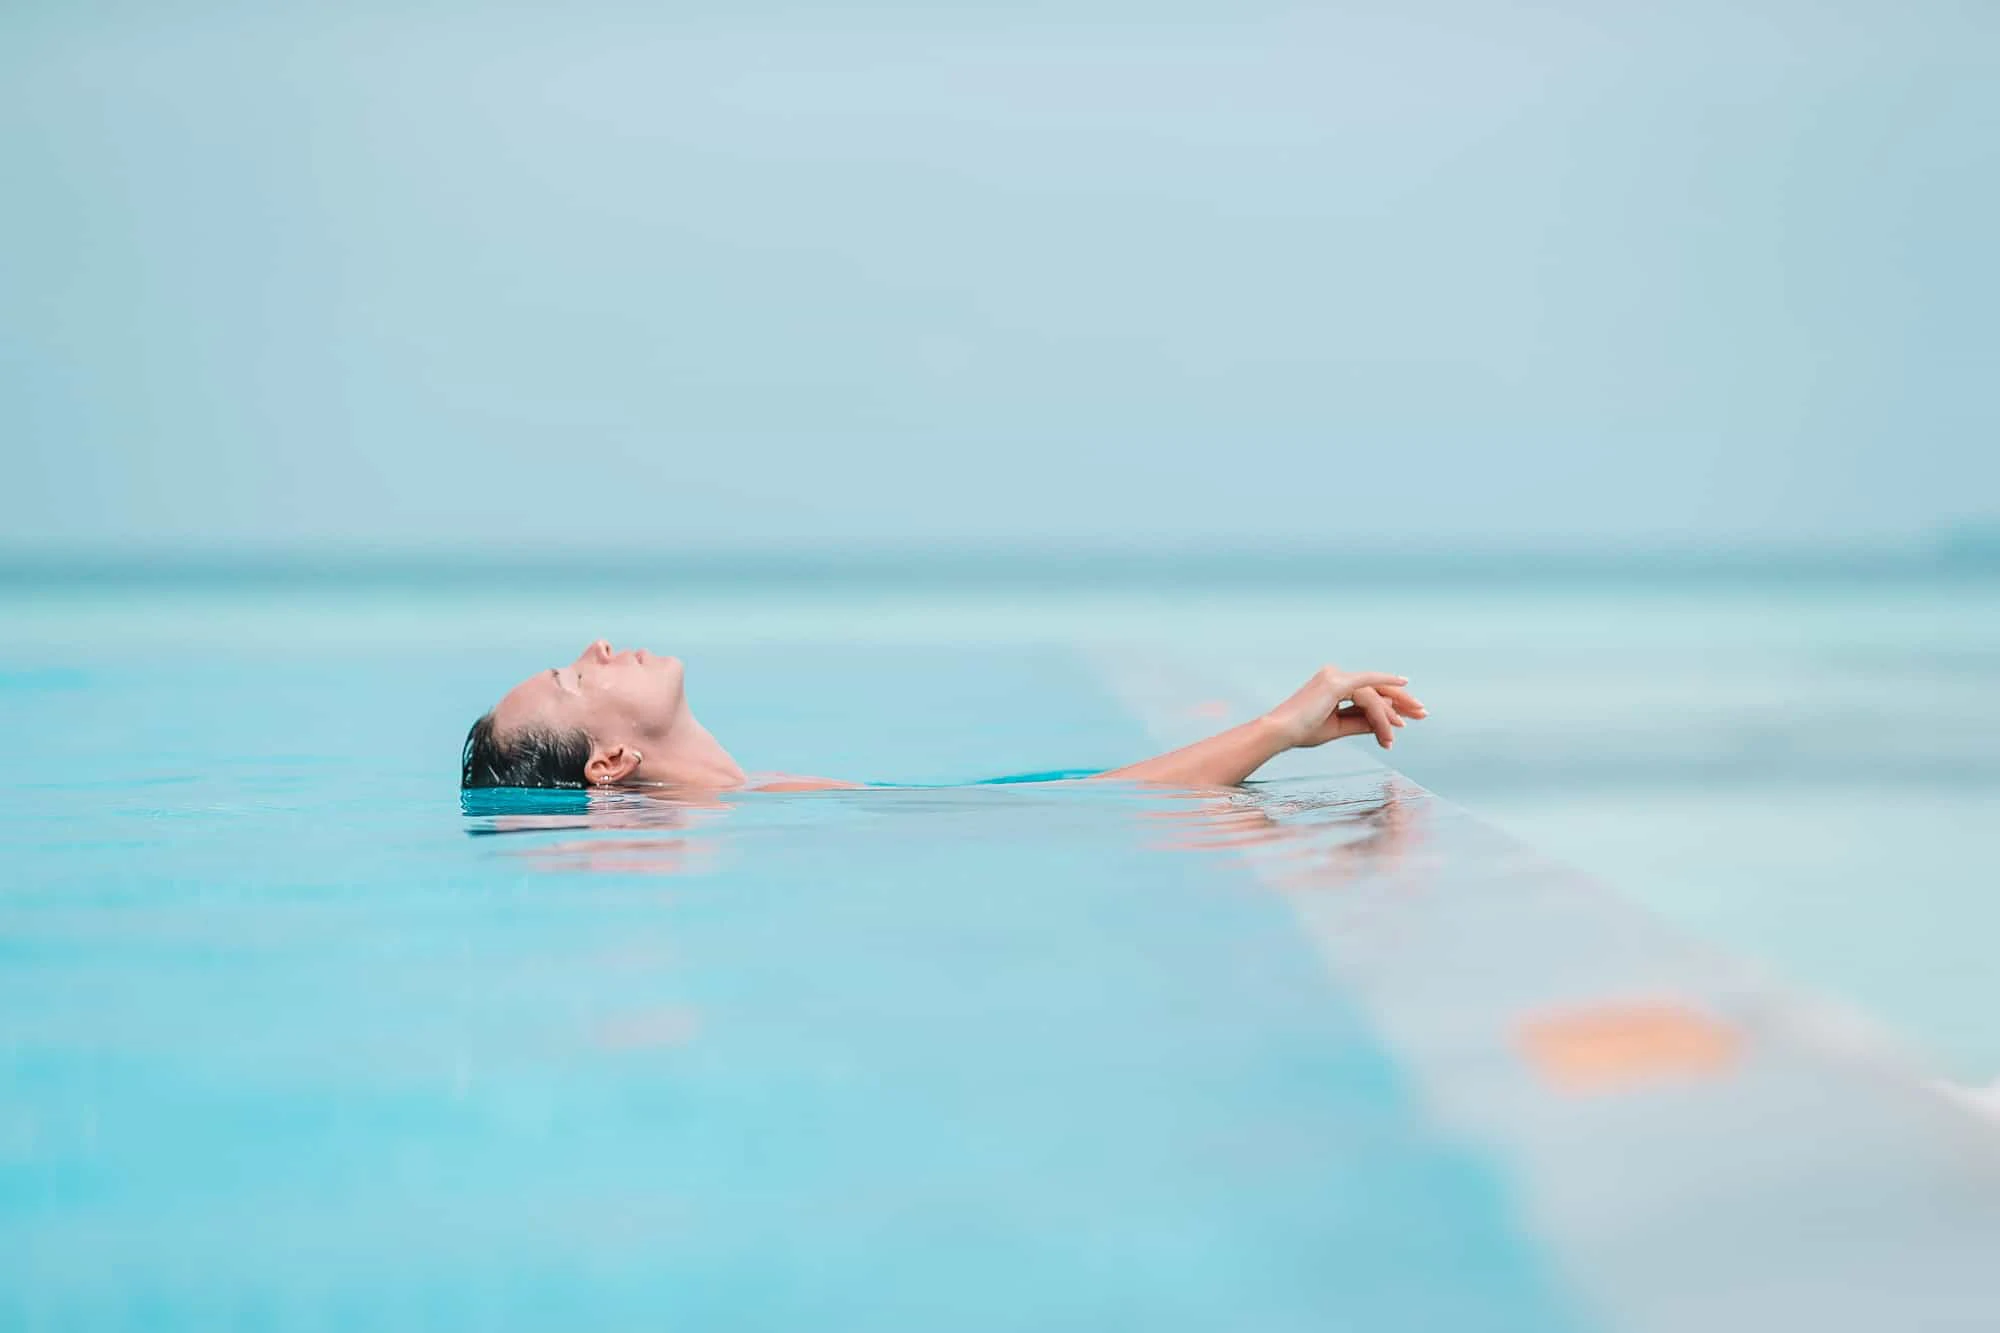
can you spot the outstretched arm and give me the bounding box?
[1094,666,1425,788]
[732,667,1423,793]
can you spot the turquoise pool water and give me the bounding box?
[3,633,1586,1328]
[6,573,1999,1327]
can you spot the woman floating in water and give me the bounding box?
[461,641,1424,793]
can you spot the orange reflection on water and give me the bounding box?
[1517,999,1742,1094]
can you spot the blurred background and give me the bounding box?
[3,0,1997,1075]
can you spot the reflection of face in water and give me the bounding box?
[464,786,731,878]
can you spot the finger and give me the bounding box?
[1378,685,1427,718]
[1357,690,1396,748]
[1354,685,1404,728]
[1343,672,1409,695]
[1323,701,1372,745]
[1332,712,1374,742]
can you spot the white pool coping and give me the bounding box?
[1090,647,2000,1333]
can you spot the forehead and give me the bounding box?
[492,670,570,734]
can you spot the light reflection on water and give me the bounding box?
[460,776,1432,891]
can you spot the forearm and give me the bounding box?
[1094,715,1291,788]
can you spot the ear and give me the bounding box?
[584,744,643,786]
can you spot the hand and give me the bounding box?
[1264,665,1427,750]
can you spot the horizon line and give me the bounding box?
[1,536,1994,589]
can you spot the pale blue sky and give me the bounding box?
[3,1,1995,552]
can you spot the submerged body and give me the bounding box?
[461,641,1425,793]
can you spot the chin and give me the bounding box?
[653,657,689,709]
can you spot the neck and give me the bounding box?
[635,708,746,790]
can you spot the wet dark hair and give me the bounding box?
[460,712,594,789]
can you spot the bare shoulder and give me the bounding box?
[745,774,865,792]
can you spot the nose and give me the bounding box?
[582,639,614,664]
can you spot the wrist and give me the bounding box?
[1252,711,1298,754]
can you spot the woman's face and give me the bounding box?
[490,639,688,748]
